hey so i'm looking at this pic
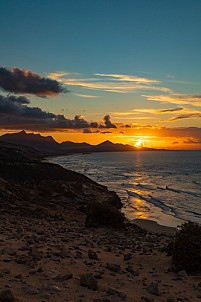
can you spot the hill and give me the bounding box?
[0,130,59,154]
[0,131,159,154]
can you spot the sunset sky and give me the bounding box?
[0,0,201,149]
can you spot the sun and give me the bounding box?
[135,140,143,148]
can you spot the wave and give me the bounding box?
[127,190,175,215]
[186,210,201,217]
[127,190,150,202]
[166,186,200,197]
[134,183,156,190]
[148,194,176,213]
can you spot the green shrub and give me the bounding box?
[85,201,125,228]
[171,222,201,273]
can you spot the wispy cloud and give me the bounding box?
[73,93,99,98]
[48,71,170,94]
[94,73,161,83]
[159,107,183,113]
[111,107,184,117]
[142,93,201,107]
[170,112,201,121]
[111,106,201,122]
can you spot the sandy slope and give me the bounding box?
[0,162,201,301]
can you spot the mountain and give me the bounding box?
[91,140,137,152]
[0,131,159,155]
[60,141,92,152]
[0,130,60,154]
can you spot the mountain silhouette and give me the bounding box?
[0,131,158,154]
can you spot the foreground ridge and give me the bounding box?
[0,148,200,301]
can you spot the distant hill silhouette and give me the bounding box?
[0,131,159,154]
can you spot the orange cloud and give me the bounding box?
[48,71,170,93]
[142,93,201,107]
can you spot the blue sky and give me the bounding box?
[0,0,201,148]
[1,0,201,80]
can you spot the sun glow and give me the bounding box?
[135,140,144,148]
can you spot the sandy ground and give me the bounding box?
[1,201,201,302]
[133,219,176,236]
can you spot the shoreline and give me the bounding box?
[46,154,187,230]
[133,218,177,235]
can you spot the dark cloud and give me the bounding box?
[0,95,56,118]
[0,67,67,97]
[99,114,117,128]
[6,95,30,104]
[160,107,183,113]
[83,129,100,133]
[120,124,132,128]
[100,131,112,134]
[177,94,201,99]
[171,113,201,121]
[0,95,117,131]
[183,138,201,144]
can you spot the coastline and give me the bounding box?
[46,153,188,229]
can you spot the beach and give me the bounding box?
[0,160,201,302]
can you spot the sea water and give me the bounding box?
[48,151,201,227]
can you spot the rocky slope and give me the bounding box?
[0,145,201,301]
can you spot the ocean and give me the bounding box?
[48,151,201,227]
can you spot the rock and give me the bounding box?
[80,273,98,290]
[76,251,83,258]
[1,247,16,256]
[126,265,139,276]
[118,291,127,299]
[60,247,73,258]
[141,297,154,302]
[124,253,132,261]
[41,284,61,293]
[106,262,121,273]
[26,286,38,295]
[177,270,188,279]
[30,247,42,260]
[88,249,99,260]
[146,281,159,296]
[93,299,110,302]
[1,268,10,274]
[0,288,14,301]
[167,297,175,302]
[29,267,43,274]
[15,274,22,279]
[55,274,73,282]
[93,270,104,279]
[15,255,30,264]
[107,288,118,295]
[107,288,126,299]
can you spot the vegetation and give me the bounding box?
[85,201,126,228]
[170,222,201,274]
